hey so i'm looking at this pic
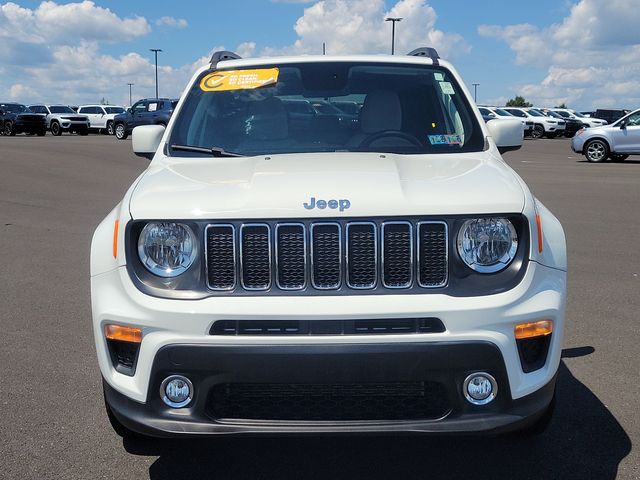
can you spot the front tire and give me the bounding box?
[114,123,128,140]
[531,124,544,139]
[50,121,62,136]
[4,121,16,136]
[106,121,114,136]
[585,139,609,162]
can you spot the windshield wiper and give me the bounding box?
[170,144,243,157]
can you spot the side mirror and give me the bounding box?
[132,124,165,160]
[487,118,523,154]
[127,107,132,113]
[619,120,626,129]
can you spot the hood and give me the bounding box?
[129,152,526,220]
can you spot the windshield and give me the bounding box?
[169,62,484,156]
[493,108,512,116]
[105,107,125,114]
[554,110,571,118]
[527,109,544,117]
[1,104,29,113]
[49,106,75,114]
[547,111,564,119]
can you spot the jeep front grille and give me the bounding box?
[205,220,448,293]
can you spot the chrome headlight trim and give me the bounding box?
[456,217,518,273]
[137,222,197,277]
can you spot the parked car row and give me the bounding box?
[478,106,608,139]
[0,97,177,138]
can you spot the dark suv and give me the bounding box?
[113,98,178,140]
[0,103,47,136]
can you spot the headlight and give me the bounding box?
[457,218,518,273]
[137,222,197,277]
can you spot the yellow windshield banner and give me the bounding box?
[200,68,279,92]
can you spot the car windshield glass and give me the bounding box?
[493,108,512,116]
[3,104,29,113]
[169,62,484,156]
[555,111,571,118]
[547,111,563,119]
[527,109,544,117]
[49,106,75,114]
[105,107,125,114]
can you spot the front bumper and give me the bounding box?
[104,342,557,436]
[93,259,566,435]
[59,120,89,131]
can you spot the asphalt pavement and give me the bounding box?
[0,134,638,479]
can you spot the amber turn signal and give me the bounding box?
[515,320,553,340]
[105,324,142,344]
[112,219,119,259]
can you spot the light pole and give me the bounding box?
[149,48,162,99]
[127,83,134,106]
[472,83,480,103]
[385,17,402,55]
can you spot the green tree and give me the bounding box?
[505,96,533,107]
[556,103,567,109]
[100,97,110,105]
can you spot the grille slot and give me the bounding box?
[276,224,306,290]
[346,222,377,289]
[382,222,413,288]
[240,224,271,290]
[207,382,451,421]
[417,222,448,287]
[311,223,341,289]
[206,225,236,290]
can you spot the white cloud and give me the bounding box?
[263,0,469,58]
[0,0,469,107]
[155,16,188,29]
[0,1,150,44]
[479,0,640,108]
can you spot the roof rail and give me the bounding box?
[407,47,440,65]
[210,50,241,68]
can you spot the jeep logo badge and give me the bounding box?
[303,197,351,212]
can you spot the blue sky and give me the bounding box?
[2,0,638,109]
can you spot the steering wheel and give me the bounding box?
[358,130,423,148]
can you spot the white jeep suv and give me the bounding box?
[91,49,567,438]
[28,104,89,136]
[503,107,565,139]
[78,105,126,135]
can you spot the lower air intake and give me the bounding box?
[207,381,450,421]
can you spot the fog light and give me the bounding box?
[160,375,193,408]
[463,372,497,405]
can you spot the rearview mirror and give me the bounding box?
[486,118,523,154]
[132,124,165,160]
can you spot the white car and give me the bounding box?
[91,48,567,438]
[503,107,565,139]
[77,105,126,135]
[549,108,607,128]
[28,104,89,136]
[480,106,534,136]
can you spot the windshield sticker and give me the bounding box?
[439,81,455,95]
[200,68,279,92]
[434,72,444,81]
[428,134,463,145]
